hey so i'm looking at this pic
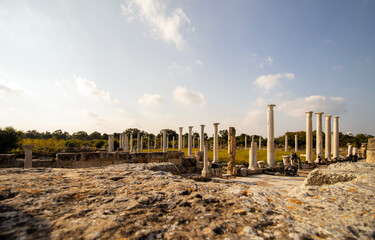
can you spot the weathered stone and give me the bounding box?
[240,167,247,177]
[304,169,356,186]
[227,127,236,174]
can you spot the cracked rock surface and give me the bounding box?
[0,162,374,239]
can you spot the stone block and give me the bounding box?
[368,138,375,150]
[366,150,375,163]
[196,160,203,170]
[169,158,182,166]
[240,168,247,177]
[257,161,265,168]
[0,154,17,168]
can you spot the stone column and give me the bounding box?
[201,145,210,178]
[154,136,156,149]
[259,136,262,150]
[22,144,34,168]
[353,147,358,155]
[130,134,133,152]
[295,134,298,152]
[227,127,236,174]
[213,123,220,164]
[348,144,353,156]
[141,136,143,151]
[163,129,167,152]
[325,115,332,160]
[137,132,141,153]
[188,126,193,155]
[124,134,129,152]
[245,136,247,150]
[172,136,175,149]
[267,104,276,167]
[200,125,205,151]
[285,133,288,152]
[148,135,150,152]
[108,134,114,152]
[333,116,339,160]
[315,112,324,162]
[178,127,183,151]
[248,140,259,170]
[167,136,169,149]
[183,136,185,149]
[119,134,123,150]
[306,111,313,163]
[192,137,195,150]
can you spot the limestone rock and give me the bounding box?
[304,169,356,186]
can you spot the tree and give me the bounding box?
[0,127,21,153]
[52,129,70,140]
[89,131,102,140]
[72,131,89,140]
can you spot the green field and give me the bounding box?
[144,147,309,166]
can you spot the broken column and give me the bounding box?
[200,125,205,151]
[130,134,133,152]
[148,135,150,152]
[163,129,167,152]
[285,133,288,152]
[137,132,141,153]
[315,112,324,162]
[178,127,183,151]
[248,138,259,170]
[259,136,262,150]
[325,115,332,161]
[213,123,220,164]
[227,127,236,174]
[154,136,156,149]
[295,134,298,152]
[188,126,193,156]
[141,136,143,151]
[267,104,276,167]
[201,145,211,179]
[366,138,375,163]
[22,144,34,168]
[353,147,358,155]
[306,111,313,163]
[124,133,129,152]
[172,136,175,149]
[108,134,114,152]
[333,116,339,160]
[245,136,247,150]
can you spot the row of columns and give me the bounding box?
[305,112,340,163]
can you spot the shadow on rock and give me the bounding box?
[0,204,52,240]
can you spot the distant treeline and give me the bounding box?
[0,127,373,157]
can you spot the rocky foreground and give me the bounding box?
[0,162,374,240]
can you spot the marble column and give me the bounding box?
[259,136,262,150]
[23,144,34,168]
[183,136,185,149]
[124,133,129,152]
[172,136,175,149]
[163,129,167,152]
[200,125,205,151]
[167,136,169,149]
[285,134,288,152]
[130,134,133,152]
[245,136,247,150]
[140,136,143,151]
[306,111,313,163]
[295,134,298,152]
[201,145,210,178]
[248,138,259,170]
[325,115,332,160]
[353,147,358,155]
[108,134,114,152]
[315,112,324,162]
[213,123,220,164]
[267,104,276,167]
[148,135,150,152]
[154,136,156,149]
[188,126,193,155]
[178,127,183,151]
[137,132,141,153]
[160,136,163,150]
[333,116,339,160]
[227,127,236,174]
[348,144,353,156]
[192,137,195,150]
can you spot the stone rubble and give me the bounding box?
[0,161,374,239]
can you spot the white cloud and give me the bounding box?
[266,56,273,66]
[121,0,193,50]
[138,93,164,106]
[173,86,206,107]
[332,65,344,71]
[254,73,295,92]
[167,62,192,76]
[0,82,23,96]
[0,70,27,96]
[75,76,119,104]
[279,95,346,117]
[195,59,203,66]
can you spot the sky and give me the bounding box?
[0,0,374,137]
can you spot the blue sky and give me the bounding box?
[0,0,374,137]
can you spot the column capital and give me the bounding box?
[267,104,276,109]
[200,124,205,127]
[325,115,332,118]
[213,123,220,126]
[188,126,193,129]
[333,116,339,119]
[22,144,34,150]
[306,111,313,114]
[178,127,183,130]
[315,112,324,115]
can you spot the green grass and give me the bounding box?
[143,147,309,166]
